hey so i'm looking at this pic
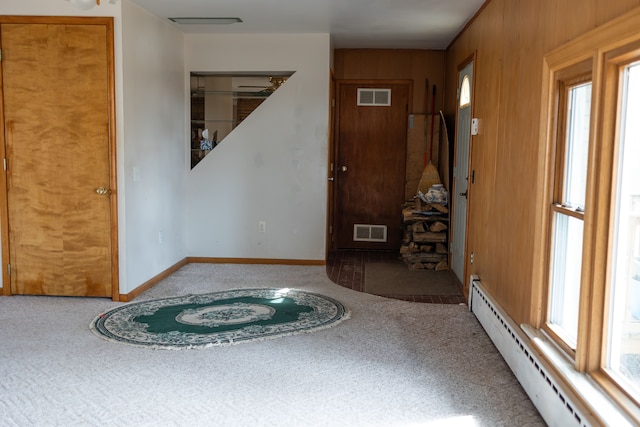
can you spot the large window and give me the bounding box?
[607,60,640,400]
[547,80,591,351]
[538,9,640,422]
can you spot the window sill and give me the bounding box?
[521,324,637,426]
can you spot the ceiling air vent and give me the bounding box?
[353,224,388,242]
[357,88,391,106]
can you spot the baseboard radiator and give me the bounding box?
[468,276,597,427]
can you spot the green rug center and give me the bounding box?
[134,296,312,334]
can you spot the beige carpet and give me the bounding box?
[364,261,462,295]
[0,263,544,426]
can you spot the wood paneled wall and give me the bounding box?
[444,0,640,324]
[333,49,446,199]
[334,49,445,113]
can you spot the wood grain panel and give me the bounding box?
[444,0,640,324]
[334,49,445,113]
[2,22,112,297]
[334,49,446,200]
[335,81,410,250]
[491,0,546,315]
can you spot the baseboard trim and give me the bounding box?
[120,257,326,301]
[119,258,189,302]
[186,257,326,266]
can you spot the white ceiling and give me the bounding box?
[129,0,485,49]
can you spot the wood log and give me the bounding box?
[413,232,447,243]
[401,198,449,269]
[435,260,448,271]
[430,203,449,213]
[406,252,446,262]
[412,222,426,233]
[429,221,448,232]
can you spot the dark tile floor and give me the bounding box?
[326,250,467,304]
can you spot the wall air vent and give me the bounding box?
[357,88,391,106]
[353,224,388,242]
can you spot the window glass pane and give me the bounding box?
[564,83,592,210]
[460,75,471,107]
[607,61,640,398]
[549,212,584,347]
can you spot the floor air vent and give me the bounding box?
[353,224,387,242]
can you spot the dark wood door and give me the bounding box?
[1,19,116,297]
[334,81,409,250]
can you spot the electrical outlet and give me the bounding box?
[158,231,163,244]
[470,251,474,264]
[258,221,266,233]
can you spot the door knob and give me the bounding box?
[96,187,111,196]
[459,191,468,198]
[341,165,348,172]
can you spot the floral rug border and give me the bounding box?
[90,288,350,350]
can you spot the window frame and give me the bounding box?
[542,64,592,358]
[596,43,640,408]
[533,7,640,423]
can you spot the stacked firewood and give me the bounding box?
[400,197,449,270]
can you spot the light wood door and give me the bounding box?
[334,81,409,250]
[1,20,116,297]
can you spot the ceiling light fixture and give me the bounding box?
[169,17,243,25]
[67,0,98,9]
[67,0,118,10]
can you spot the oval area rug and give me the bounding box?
[90,288,349,349]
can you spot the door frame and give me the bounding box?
[0,16,120,300]
[450,53,476,290]
[326,70,336,257]
[331,79,412,251]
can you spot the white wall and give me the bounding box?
[0,0,188,294]
[0,0,121,16]
[120,1,187,293]
[0,1,331,296]
[185,34,331,260]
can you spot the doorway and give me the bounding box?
[332,80,411,251]
[0,17,118,298]
[451,60,474,285]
